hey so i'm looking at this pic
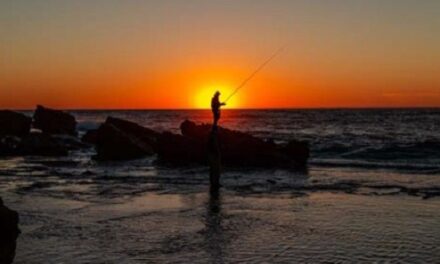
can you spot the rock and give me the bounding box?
[105,117,159,145]
[0,110,31,137]
[280,140,309,166]
[81,129,98,145]
[90,117,309,167]
[180,119,281,166]
[33,105,77,135]
[51,134,89,150]
[94,122,155,160]
[0,136,21,156]
[0,197,20,264]
[179,120,309,168]
[18,133,68,156]
[93,117,159,160]
[155,131,205,165]
[1,133,85,157]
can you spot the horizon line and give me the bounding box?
[9,106,440,111]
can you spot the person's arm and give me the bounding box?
[221,102,226,106]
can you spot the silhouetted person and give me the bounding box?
[211,91,226,128]
[209,91,225,191]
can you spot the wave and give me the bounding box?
[314,139,440,162]
[76,121,101,132]
[310,158,440,173]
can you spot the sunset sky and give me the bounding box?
[1,0,439,109]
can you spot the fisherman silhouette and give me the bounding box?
[208,91,225,191]
[211,91,226,127]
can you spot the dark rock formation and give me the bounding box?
[0,108,88,157]
[155,131,205,165]
[33,105,77,135]
[1,108,309,169]
[94,117,157,160]
[106,117,159,142]
[107,118,308,167]
[51,135,89,150]
[0,136,21,156]
[0,197,20,264]
[81,129,98,145]
[178,120,309,168]
[0,133,88,157]
[0,109,83,156]
[0,110,31,137]
[18,133,69,156]
[280,140,309,166]
[83,117,158,147]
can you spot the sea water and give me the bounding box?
[1,109,439,263]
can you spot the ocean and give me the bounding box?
[1,109,439,263]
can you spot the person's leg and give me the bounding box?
[212,111,216,125]
[213,112,219,127]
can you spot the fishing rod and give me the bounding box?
[224,46,285,103]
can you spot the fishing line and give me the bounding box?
[224,46,285,103]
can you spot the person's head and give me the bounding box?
[214,91,221,97]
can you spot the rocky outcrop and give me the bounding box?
[179,120,309,168]
[155,131,205,165]
[0,133,72,157]
[93,117,157,160]
[0,197,20,264]
[106,117,159,142]
[81,129,98,145]
[18,133,69,156]
[0,110,31,137]
[0,107,309,168]
[0,136,21,156]
[90,117,309,167]
[51,135,89,150]
[0,106,94,157]
[279,140,309,167]
[33,105,77,135]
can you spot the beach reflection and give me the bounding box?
[204,191,226,264]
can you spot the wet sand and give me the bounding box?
[5,189,440,263]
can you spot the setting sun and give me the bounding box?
[194,85,242,109]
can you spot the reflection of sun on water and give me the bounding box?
[194,85,241,109]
